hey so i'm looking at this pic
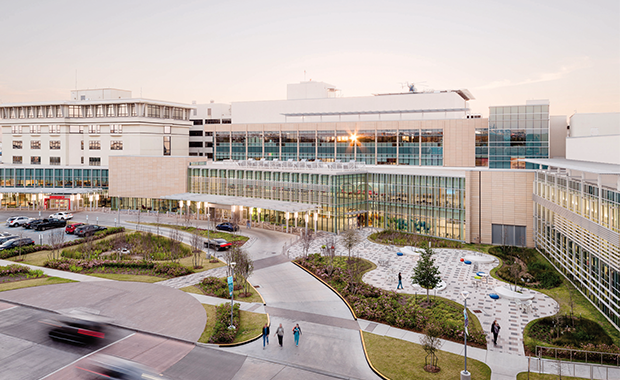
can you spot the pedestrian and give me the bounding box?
[491,320,501,345]
[275,323,284,347]
[292,323,302,347]
[262,323,270,348]
[397,272,403,289]
[247,220,251,229]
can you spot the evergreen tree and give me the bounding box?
[411,245,441,303]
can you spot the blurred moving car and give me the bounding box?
[49,212,73,220]
[0,237,35,251]
[42,313,107,346]
[65,222,85,234]
[35,218,67,231]
[79,354,170,379]
[215,222,239,232]
[75,224,107,237]
[24,219,44,229]
[6,216,30,227]
[0,235,18,245]
[204,238,232,251]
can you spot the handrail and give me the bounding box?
[536,345,620,366]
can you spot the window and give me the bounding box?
[89,157,101,166]
[30,125,40,134]
[164,126,171,134]
[118,104,128,117]
[89,141,101,150]
[68,105,82,118]
[31,141,41,149]
[81,140,84,150]
[491,224,527,246]
[206,119,221,124]
[49,141,61,150]
[37,107,44,118]
[13,156,22,164]
[147,105,161,118]
[12,125,22,134]
[31,156,41,165]
[189,130,203,136]
[81,157,84,164]
[163,136,171,156]
[192,120,203,125]
[189,141,203,147]
[172,108,184,120]
[222,119,231,124]
[49,125,60,134]
[110,124,122,134]
[110,141,123,150]
[89,125,100,134]
[96,105,104,117]
[106,105,114,117]
[13,141,22,149]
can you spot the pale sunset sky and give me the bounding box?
[0,0,618,117]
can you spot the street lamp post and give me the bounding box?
[304,213,308,236]
[461,290,471,380]
[314,212,318,232]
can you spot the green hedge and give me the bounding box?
[490,246,562,289]
[208,303,240,343]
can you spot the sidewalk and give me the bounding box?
[0,258,111,282]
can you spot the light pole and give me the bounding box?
[304,213,308,236]
[314,212,318,232]
[228,261,236,330]
[461,290,471,380]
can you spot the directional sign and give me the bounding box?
[227,276,234,297]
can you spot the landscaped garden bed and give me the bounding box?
[369,230,464,249]
[295,253,487,348]
[45,258,193,278]
[193,276,262,303]
[139,223,249,247]
[198,303,267,345]
[0,264,45,283]
[489,246,562,289]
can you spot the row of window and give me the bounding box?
[13,140,123,150]
[10,124,123,135]
[12,156,102,166]
[0,167,108,188]
[1,104,190,121]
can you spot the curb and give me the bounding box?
[248,279,267,306]
[291,261,357,320]
[359,330,390,380]
[218,312,270,348]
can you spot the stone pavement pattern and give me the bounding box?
[284,228,559,356]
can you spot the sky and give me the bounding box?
[0,0,618,117]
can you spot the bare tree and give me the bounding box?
[420,325,443,372]
[325,235,337,276]
[83,233,96,259]
[300,229,315,258]
[169,226,183,263]
[341,227,360,258]
[155,209,161,236]
[190,222,203,268]
[48,228,65,261]
[232,248,254,297]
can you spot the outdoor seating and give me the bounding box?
[489,293,499,300]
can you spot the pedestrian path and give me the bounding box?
[284,229,558,356]
[155,265,229,288]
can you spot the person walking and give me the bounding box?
[491,320,501,345]
[262,323,270,348]
[275,323,285,347]
[397,272,404,289]
[292,323,302,347]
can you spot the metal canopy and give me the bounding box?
[159,193,320,214]
[281,108,468,117]
[523,158,620,175]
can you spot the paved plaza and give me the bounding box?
[284,228,559,356]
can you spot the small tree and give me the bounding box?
[233,248,254,297]
[341,227,360,258]
[420,324,443,372]
[325,236,337,276]
[300,229,315,258]
[190,223,203,268]
[48,228,65,261]
[169,227,182,263]
[411,245,441,303]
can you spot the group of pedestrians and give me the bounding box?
[262,323,302,348]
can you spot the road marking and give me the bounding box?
[38,332,136,380]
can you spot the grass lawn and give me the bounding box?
[516,372,584,380]
[8,249,52,266]
[180,285,204,295]
[524,278,620,350]
[0,277,75,292]
[87,273,165,283]
[198,304,267,344]
[363,333,491,380]
[175,256,226,272]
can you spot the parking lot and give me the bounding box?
[2,213,83,246]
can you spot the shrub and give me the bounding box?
[44,258,193,277]
[208,303,240,343]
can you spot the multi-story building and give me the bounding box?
[530,112,620,328]
[189,101,231,158]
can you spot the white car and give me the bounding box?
[49,212,73,220]
[7,216,31,227]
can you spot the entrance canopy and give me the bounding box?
[159,193,320,214]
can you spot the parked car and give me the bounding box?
[24,219,44,229]
[215,222,239,232]
[0,235,18,245]
[49,212,73,220]
[0,237,34,251]
[65,222,85,234]
[204,238,232,251]
[75,224,106,237]
[43,314,107,346]
[35,218,67,231]
[6,216,30,227]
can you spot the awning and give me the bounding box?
[159,193,320,214]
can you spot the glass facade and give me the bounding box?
[534,170,620,329]
[489,104,549,169]
[0,167,108,189]
[188,164,466,240]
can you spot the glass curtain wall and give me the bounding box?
[336,130,354,162]
[299,131,316,160]
[0,168,108,189]
[231,131,246,160]
[282,131,298,161]
[317,131,335,162]
[398,129,419,165]
[377,130,397,164]
[264,131,280,160]
[215,131,230,160]
[247,131,263,159]
[421,129,443,166]
[356,130,376,164]
[475,128,489,167]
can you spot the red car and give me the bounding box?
[65,222,85,234]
